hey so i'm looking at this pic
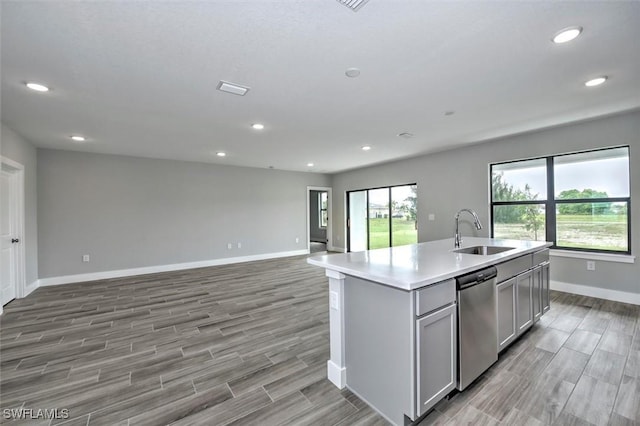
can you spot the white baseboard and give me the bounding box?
[327,360,346,389]
[25,280,40,297]
[38,249,309,287]
[551,280,640,306]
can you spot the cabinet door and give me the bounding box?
[542,262,550,313]
[416,304,456,418]
[497,278,517,352]
[517,270,533,334]
[532,265,543,323]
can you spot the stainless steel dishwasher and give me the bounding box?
[456,265,498,390]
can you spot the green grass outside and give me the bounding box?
[494,214,628,251]
[368,218,417,249]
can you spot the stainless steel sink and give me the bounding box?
[453,245,515,255]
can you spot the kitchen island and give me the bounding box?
[307,237,552,425]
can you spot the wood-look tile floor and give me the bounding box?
[0,255,638,426]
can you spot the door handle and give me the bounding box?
[11,238,19,243]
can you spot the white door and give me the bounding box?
[1,168,18,306]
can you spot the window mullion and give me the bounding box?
[546,157,556,246]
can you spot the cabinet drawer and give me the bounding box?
[533,248,550,265]
[415,279,455,317]
[496,255,532,283]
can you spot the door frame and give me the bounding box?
[307,186,332,253]
[1,156,26,309]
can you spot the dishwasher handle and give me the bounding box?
[456,266,497,290]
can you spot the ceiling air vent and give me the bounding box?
[337,0,370,12]
[217,81,250,96]
[398,132,414,139]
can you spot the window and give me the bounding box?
[491,147,630,254]
[319,192,328,228]
[347,184,417,251]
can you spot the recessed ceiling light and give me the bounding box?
[251,123,265,130]
[585,76,607,87]
[345,68,361,78]
[362,145,371,151]
[216,152,227,157]
[216,80,250,96]
[70,135,86,142]
[25,82,50,92]
[307,163,314,167]
[552,26,582,44]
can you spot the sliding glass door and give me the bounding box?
[347,184,417,252]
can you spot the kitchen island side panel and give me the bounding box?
[344,276,415,425]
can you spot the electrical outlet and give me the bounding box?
[237,242,241,249]
[227,243,232,250]
[330,291,339,310]
[82,254,90,263]
[295,237,299,243]
[587,261,596,271]
[428,213,435,221]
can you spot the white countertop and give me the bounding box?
[307,237,552,291]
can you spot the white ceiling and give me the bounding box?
[2,1,639,174]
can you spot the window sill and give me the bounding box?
[550,249,635,264]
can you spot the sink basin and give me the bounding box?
[453,245,515,255]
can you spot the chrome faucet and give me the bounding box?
[454,209,483,248]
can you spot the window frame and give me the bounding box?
[490,146,631,255]
[346,183,417,251]
[319,192,328,228]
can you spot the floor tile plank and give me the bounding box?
[1,255,637,426]
[562,375,617,426]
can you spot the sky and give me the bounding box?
[367,185,416,206]
[495,156,629,200]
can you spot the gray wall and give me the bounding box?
[38,149,330,278]
[331,110,640,294]
[309,190,327,243]
[1,123,38,286]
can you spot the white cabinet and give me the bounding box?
[416,304,457,417]
[497,252,550,353]
[497,271,533,353]
[532,260,550,322]
[497,277,517,352]
[541,261,550,313]
[533,265,543,322]
[343,276,457,425]
[516,270,533,333]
